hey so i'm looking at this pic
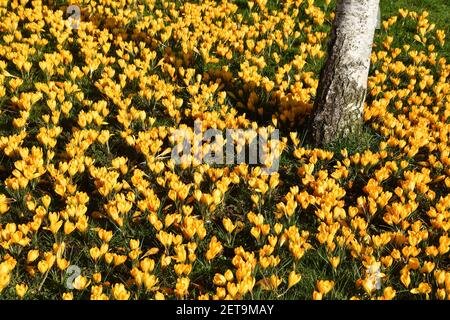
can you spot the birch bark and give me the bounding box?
[309,0,380,145]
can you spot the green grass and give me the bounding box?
[380,0,450,59]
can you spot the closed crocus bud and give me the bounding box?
[104,253,114,265]
[154,291,165,300]
[434,270,446,286]
[90,247,101,261]
[0,271,11,294]
[436,288,446,300]
[27,250,39,263]
[129,239,140,250]
[329,256,340,269]
[213,273,227,286]
[113,255,127,267]
[316,280,334,295]
[205,236,223,261]
[175,277,190,298]
[382,287,396,300]
[312,291,323,300]
[64,221,76,235]
[93,273,102,283]
[224,270,234,282]
[73,275,90,291]
[421,261,435,273]
[288,271,301,289]
[227,282,238,298]
[0,194,10,214]
[269,275,282,290]
[215,287,226,299]
[400,270,411,288]
[37,260,49,274]
[57,258,69,271]
[41,195,51,208]
[15,283,28,298]
[62,292,73,300]
[143,274,158,291]
[112,283,130,300]
[161,255,172,267]
[75,218,89,233]
[222,218,235,234]
[140,258,155,273]
[274,223,283,235]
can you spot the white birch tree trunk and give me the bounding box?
[308,0,380,145]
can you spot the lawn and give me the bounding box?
[381,0,450,59]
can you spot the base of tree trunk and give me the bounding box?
[308,0,379,146]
